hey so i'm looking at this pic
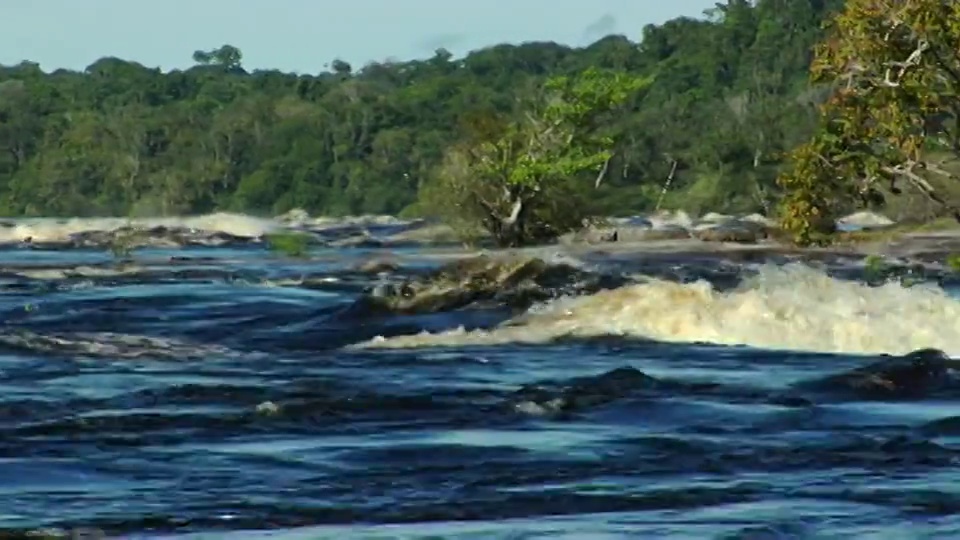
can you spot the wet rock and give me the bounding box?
[584,227,621,243]
[255,401,281,416]
[919,415,960,436]
[168,255,221,264]
[358,255,625,314]
[563,224,691,244]
[837,210,895,230]
[329,232,384,248]
[693,219,770,244]
[637,225,694,241]
[354,258,400,275]
[369,282,397,298]
[794,348,953,399]
[381,223,462,245]
[0,329,235,361]
[510,366,662,417]
[65,225,256,250]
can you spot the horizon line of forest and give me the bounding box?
[3,0,957,248]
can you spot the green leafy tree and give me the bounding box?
[420,68,650,246]
[0,1,847,220]
[778,0,960,245]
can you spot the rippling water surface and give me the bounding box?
[2,240,960,539]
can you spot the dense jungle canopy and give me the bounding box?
[0,0,847,218]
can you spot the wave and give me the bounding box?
[354,263,960,357]
[0,210,424,244]
[0,213,279,244]
[0,330,237,360]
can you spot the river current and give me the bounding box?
[1,221,959,539]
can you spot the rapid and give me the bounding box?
[0,212,958,539]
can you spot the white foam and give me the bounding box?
[353,263,960,356]
[0,213,280,244]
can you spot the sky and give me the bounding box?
[2,0,718,74]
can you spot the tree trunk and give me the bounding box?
[489,195,528,247]
[475,190,533,248]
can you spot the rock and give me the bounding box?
[355,258,399,274]
[564,226,621,244]
[358,255,624,314]
[693,219,769,244]
[562,223,691,244]
[329,233,384,248]
[700,212,735,223]
[793,348,953,399]
[648,210,694,229]
[255,401,281,415]
[509,366,662,417]
[837,211,895,230]
[382,223,462,245]
[741,213,777,228]
[638,225,693,241]
[66,225,255,250]
[369,283,397,298]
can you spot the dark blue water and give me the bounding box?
[1,245,959,539]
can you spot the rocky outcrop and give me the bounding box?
[358,255,626,314]
[692,219,771,244]
[64,225,256,250]
[565,224,691,244]
[792,348,954,400]
[837,211,895,230]
[509,366,664,417]
[563,211,781,246]
[353,258,400,275]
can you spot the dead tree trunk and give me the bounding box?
[655,159,679,211]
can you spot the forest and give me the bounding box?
[0,0,845,219]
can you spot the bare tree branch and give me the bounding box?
[594,155,611,189]
[881,161,960,220]
[654,159,679,211]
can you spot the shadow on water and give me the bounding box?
[0,246,958,538]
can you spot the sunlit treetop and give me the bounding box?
[777,0,960,245]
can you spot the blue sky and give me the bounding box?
[3,0,717,73]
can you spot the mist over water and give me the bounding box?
[1,213,959,539]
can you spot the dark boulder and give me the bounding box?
[793,348,953,400]
[509,366,663,417]
[358,255,626,314]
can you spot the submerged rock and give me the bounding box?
[794,348,953,399]
[509,366,663,417]
[357,255,625,314]
[354,258,400,275]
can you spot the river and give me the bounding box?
[1,231,959,539]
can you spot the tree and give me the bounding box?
[419,67,651,247]
[192,45,244,71]
[0,0,844,218]
[777,0,960,245]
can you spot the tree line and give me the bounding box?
[3,0,956,248]
[0,0,840,222]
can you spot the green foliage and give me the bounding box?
[264,231,313,258]
[0,0,843,219]
[778,0,960,246]
[419,68,650,246]
[107,227,144,260]
[947,254,960,273]
[862,254,926,287]
[863,254,887,281]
